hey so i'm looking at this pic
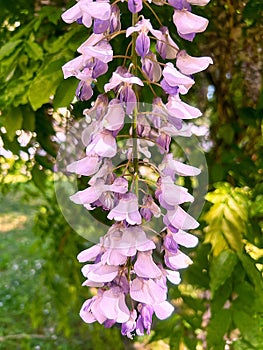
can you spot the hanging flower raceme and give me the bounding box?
[61,0,212,339]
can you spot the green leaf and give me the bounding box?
[243,0,263,21]
[204,226,229,256]
[233,339,258,350]
[21,106,35,131]
[207,309,231,349]
[28,56,64,110]
[2,108,23,141]
[169,330,182,350]
[232,309,263,348]
[53,77,78,109]
[238,252,263,291]
[150,314,180,343]
[39,6,62,25]
[31,164,47,194]
[210,250,238,296]
[211,282,232,311]
[233,281,263,314]
[0,40,23,60]
[221,219,243,252]
[25,41,44,61]
[218,124,235,145]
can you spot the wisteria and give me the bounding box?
[61,0,212,338]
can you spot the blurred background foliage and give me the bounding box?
[0,0,262,349]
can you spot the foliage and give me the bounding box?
[0,0,262,349]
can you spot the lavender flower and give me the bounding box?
[61,0,212,337]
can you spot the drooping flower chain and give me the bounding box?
[61,0,212,338]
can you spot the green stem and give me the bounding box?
[131,12,139,197]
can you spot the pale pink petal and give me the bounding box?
[166,94,202,119]
[108,177,128,194]
[165,206,199,230]
[126,17,162,39]
[81,45,113,63]
[80,298,97,323]
[117,293,132,323]
[127,210,142,225]
[160,155,201,177]
[173,10,209,35]
[163,63,195,86]
[165,269,181,284]
[86,131,117,158]
[163,63,195,95]
[103,101,125,131]
[100,289,130,322]
[107,193,142,225]
[77,245,101,262]
[91,296,108,324]
[62,56,84,79]
[100,249,127,265]
[69,186,102,205]
[134,251,162,278]
[161,176,194,205]
[130,278,152,304]
[165,249,193,269]
[153,301,174,320]
[120,226,155,254]
[82,2,111,21]
[173,229,198,247]
[82,280,104,287]
[130,278,166,304]
[104,72,144,92]
[66,154,101,176]
[81,13,93,28]
[61,3,82,24]
[187,0,210,5]
[176,50,213,75]
[86,263,119,282]
[78,34,105,52]
[104,72,123,91]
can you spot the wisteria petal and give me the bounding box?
[164,206,199,230]
[70,185,103,205]
[62,3,82,24]
[165,269,181,284]
[79,298,97,323]
[134,251,162,278]
[86,131,117,158]
[187,0,210,5]
[100,289,130,322]
[103,100,125,131]
[165,249,193,269]
[153,301,174,320]
[173,229,198,247]
[66,154,102,176]
[62,56,84,79]
[166,94,202,119]
[176,50,213,75]
[163,63,195,94]
[107,193,142,225]
[128,0,143,13]
[173,10,209,35]
[81,2,111,21]
[130,278,166,304]
[86,263,119,282]
[77,245,102,262]
[136,33,150,58]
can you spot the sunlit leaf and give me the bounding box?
[2,107,23,141]
[210,250,237,296]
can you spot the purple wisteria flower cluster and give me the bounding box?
[61,0,212,338]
